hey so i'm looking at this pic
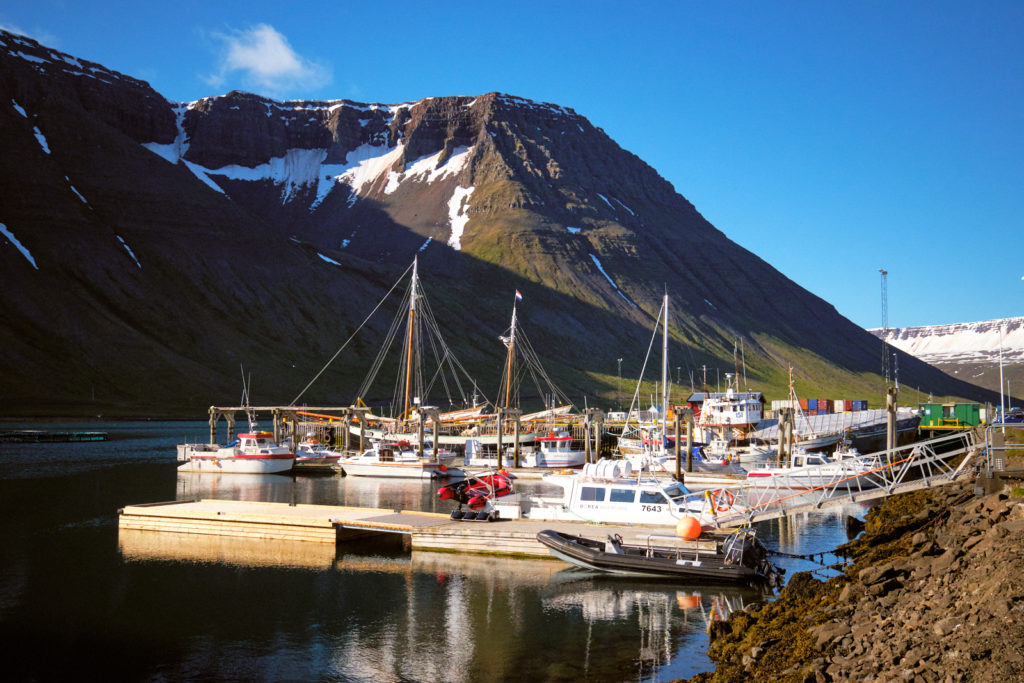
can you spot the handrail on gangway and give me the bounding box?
[702,429,980,528]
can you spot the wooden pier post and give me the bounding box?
[496,408,504,470]
[674,412,682,480]
[685,410,694,475]
[288,411,298,450]
[432,409,441,462]
[226,412,236,442]
[886,386,899,453]
[208,407,217,445]
[584,412,592,464]
[417,411,425,458]
[509,410,522,468]
[343,416,351,453]
[594,410,603,460]
[352,406,368,454]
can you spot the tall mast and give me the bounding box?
[660,291,668,446]
[504,298,517,409]
[402,257,418,421]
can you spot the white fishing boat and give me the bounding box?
[294,440,342,466]
[493,458,733,528]
[339,441,458,479]
[465,428,586,468]
[745,448,876,489]
[697,375,764,444]
[177,431,295,474]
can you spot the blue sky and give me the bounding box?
[3,1,1021,329]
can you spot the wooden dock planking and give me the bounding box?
[118,499,714,558]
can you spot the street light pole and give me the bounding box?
[617,357,623,411]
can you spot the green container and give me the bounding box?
[918,402,981,428]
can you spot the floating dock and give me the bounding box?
[1,429,108,443]
[117,499,717,558]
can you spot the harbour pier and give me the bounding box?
[117,499,719,558]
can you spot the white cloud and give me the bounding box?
[0,20,59,47]
[206,24,330,97]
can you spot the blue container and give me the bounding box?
[808,399,818,410]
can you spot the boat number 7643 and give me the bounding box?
[640,504,662,513]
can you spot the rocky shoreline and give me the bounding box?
[687,476,1024,682]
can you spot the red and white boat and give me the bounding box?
[177,431,295,474]
[532,430,587,468]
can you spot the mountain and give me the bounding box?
[0,29,996,417]
[872,318,1024,405]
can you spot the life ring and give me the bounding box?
[710,489,734,512]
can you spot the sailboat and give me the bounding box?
[465,290,577,467]
[340,257,473,477]
[617,293,745,476]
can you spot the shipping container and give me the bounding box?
[806,409,817,416]
[799,399,809,410]
[845,400,854,411]
[808,399,817,410]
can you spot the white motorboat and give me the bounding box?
[294,440,342,467]
[177,431,295,474]
[493,458,733,528]
[745,448,876,489]
[339,442,458,479]
[465,429,586,468]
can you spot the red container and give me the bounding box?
[799,399,809,410]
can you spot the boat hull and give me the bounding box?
[536,530,776,584]
[339,461,448,479]
[176,454,295,474]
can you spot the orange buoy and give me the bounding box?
[676,593,702,610]
[675,515,702,541]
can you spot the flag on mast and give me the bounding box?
[514,290,523,301]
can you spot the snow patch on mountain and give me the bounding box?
[11,100,26,117]
[447,186,474,250]
[116,235,142,268]
[0,223,38,270]
[312,142,405,209]
[384,146,473,195]
[32,126,50,154]
[589,254,638,308]
[208,148,328,202]
[873,317,1024,364]
[65,177,88,205]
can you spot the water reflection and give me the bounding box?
[1,422,866,682]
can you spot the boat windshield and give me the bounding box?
[662,484,692,501]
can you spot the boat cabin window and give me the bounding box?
[580,486,606,502]
[662,484,691,501]
[639,491,667,505]
[609,488,636,503]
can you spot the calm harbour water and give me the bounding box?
[0,421,865,682]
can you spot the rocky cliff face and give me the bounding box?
[694,478,1024,682]
[0,29,996,415]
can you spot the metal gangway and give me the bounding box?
[703,430,981,528]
